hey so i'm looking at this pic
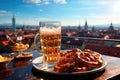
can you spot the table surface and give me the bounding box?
[0,50,120,80]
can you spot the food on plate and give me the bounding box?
[15,52,33,58]
[54,57,75,72]
[22,52,32,56]
[75,49,102,68]
[54,48,103,73]
[11,43,29,51]
[0,55,13,62]
[0,55,14,69]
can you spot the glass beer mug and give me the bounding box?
[34,21,61,69]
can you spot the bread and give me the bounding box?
[54,48,103,72]
[74,49,102,68]
[54,57,75,72]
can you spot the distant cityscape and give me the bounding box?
[1,15,120,54]
[1,15,120,39]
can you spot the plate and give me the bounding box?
[32,56,107,76]
[15,52,33,59]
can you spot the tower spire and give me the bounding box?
[12,14,16,31]
[110,22,113,26]
[78,21,81,31]
[109,22,114,31]
[84,20,88,31]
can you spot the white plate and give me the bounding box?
[32,56,107,76]
[15,52,33,59]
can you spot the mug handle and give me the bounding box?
[34,32,41,52]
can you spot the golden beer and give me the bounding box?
[40,27,61,64]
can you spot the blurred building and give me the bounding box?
[12,15,16,31]
[84,20,88,31]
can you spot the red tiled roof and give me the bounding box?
[23,34,35,38]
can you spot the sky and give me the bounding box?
[0,0,120,26]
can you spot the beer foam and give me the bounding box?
[40,27,61,34]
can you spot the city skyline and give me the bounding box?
[0,0,120,26]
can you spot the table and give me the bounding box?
[0,50,120,80]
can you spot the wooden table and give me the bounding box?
[0,50,120,80]
[95,55,120,80]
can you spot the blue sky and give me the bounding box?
[0,0,120,26]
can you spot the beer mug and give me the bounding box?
[34,21,61,69]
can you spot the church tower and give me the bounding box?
[84,20,88,31]
[108,22,114,31]
[12,15,16,31]
[78,22,81,31]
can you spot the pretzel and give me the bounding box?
[74,49,102,68]
[54,57,75,72]
[54,48,103,72]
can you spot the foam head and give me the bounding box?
[40,26,61,34]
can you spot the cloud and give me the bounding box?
[0,10,19,17]
[54,0,67,4]
[23,0,51,5]
[23,0,41,4]
[24,0,67,5]
[43,0,50,5]
[39,9,43,12]
[0,10,7,13]
[0,10,10,16]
